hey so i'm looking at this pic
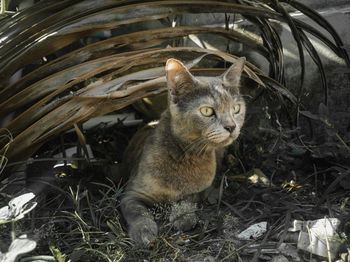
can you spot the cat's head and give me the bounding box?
[165,58,246,148]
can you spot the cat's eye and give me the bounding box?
[233,104,241,114]
[200,106,214,117]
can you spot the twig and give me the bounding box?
[0,0,5,14]
[5,157,96,168]
[335,133,350,156]
[324,217,332,262]
[221,200,246,220]
[306,223,313,261]
[316,171,350,207]
[83,248,114,262]
[277,210,291,246]
[217,170,229,215]
[251,224,272,262]
[0,128,13,174]
[220,239,257,262]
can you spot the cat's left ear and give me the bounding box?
[222,57,246,92]
[166,58,195,103]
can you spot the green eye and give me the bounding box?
[233,104,241,114]
[200,106,214,117]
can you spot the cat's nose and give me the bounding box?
[224,125,235,133]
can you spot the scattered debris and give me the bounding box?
[289,218,343,260]
[0,192,37,224]
[237,221,267,240]
[0,235,37,262]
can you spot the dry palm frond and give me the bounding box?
[0,0,348,179]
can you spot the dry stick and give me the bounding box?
[313,164,318,197]
[198,219,209,241]
[83,248,113,262]
[238,193,257,213]
[0,128,12,173]
[221,200,245,220]
[335,133,350,156]
[86,191,97,228]
[306,223,313,262]
[217,170,229,215]
[251,225,273,262]
[59,134,67,167]
[161,236,180,253]
[327,198,335,218]
[0,0,5,14]
[277,210,291,247]
[5,157,89,168]
[324,217,332,262]
[316,171,350,207]
[215,242,225,261]
[219,239,258,262]
[73,123,90,162]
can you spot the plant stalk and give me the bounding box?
[0,0,5,14]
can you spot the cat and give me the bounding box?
[121,57,246,246]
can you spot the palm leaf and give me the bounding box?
[233,0,285,83]
[0,1,283,85]
[270,0,305,107]
[0,26,267,107]
[0,0,349,179]
[3,47,265,137]
[0,1,347,85]
[281,0,350,66]
[298,30,328,105]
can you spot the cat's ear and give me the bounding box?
[223,57,246,92]
[166,58,195,103]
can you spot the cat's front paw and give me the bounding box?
[128,217,158,247]
[169,201,198,232]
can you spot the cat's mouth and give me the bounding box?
[221,135,237,146]
[207,131,239,147]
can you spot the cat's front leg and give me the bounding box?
[169,198,198,232]
[121,193,158,246]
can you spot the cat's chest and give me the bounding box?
[166,152,217,196]
[184,157,216,192]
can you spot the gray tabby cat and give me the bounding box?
[121,57,246,246]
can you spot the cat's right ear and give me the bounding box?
[166,59,195,103]
[222,57,246,92]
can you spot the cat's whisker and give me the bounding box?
[189,139,207,154]
[185,138,208,157]
[196,143,209,156]
[207,131,218,137]
[208,133,223,139]
[207,130,230,143]
[206,130,216,136]
[241,94,252,99]
[179,137,207,161]
[182,137,203,153]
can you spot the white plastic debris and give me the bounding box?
[0,193,37,224]
[237,221,267,240]
[0,234,37,262]
[289,218,342,259]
